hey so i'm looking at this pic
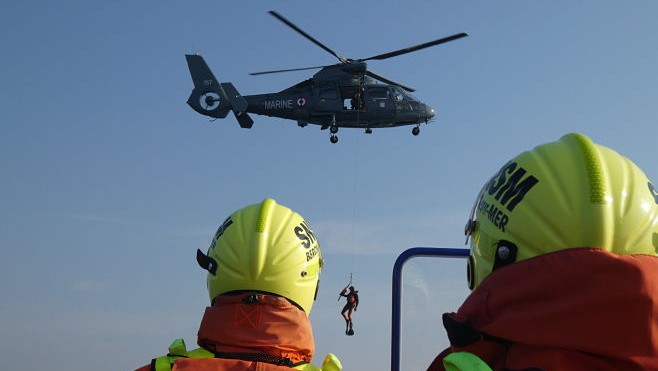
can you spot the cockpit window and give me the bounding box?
[405,92,419,102]
[392,86,417,102]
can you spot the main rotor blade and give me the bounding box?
[269,11,346,63]
[366,70,415,92]
[359,32,468,62]
[249,65,328,76]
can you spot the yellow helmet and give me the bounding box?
[196,198,323,315]
[465,133,658,289]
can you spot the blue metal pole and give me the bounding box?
[391,247,469,371]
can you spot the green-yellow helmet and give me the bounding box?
[196,198,323,315]
[465,133,658,289]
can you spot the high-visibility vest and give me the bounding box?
[149,339,341,371]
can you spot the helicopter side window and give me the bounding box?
[320,88,338,99]
[368,87,389,100]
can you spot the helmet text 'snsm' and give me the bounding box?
[488,162,539,211]
[478,162,539,233]
[295,221,319,261]
[209,217,233,250]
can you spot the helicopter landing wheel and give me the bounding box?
[365,128,372,134]
[330,135,339,144]
[412,126,420,136]
[330,125,339,134]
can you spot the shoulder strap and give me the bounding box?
[150,339,215,371]
[293,353,341,371]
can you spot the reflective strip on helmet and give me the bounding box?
[569,133,606,204]
[256,198,275,233]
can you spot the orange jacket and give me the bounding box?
[137,292,316,370]
[428,248,658,371]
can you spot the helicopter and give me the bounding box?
[185,11,468,143]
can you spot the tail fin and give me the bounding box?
[185,54,230,118]
[186,54,220,90]
[185,54,253,128]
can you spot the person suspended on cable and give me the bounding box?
[338,284,359,336]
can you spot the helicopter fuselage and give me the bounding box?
[185,11,465,143]
[243,81,435,129]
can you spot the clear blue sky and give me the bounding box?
[1,1,657,370]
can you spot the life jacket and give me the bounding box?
[137,292,341,371]
[141,338,341,371]
[428,248,658,371]
[340,288,357,305]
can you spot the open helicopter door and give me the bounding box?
[390,247,469,371]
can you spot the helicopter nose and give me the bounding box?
[426,105,436,119]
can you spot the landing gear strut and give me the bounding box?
[329,115,339,143]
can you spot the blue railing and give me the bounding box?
[390,247,469,371]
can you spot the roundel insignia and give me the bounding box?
[200,92,221,111]
[295,96,307,108]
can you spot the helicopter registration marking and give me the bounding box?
[264,99,293,110]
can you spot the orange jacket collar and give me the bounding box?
[440,248,658,370]
[197,292,315,365]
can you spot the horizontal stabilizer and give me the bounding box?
[233,111,254,128]
[221,83,248,113]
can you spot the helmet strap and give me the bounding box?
[196,248,218,275]
[467,255,476,290]
[492,240,517,272]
